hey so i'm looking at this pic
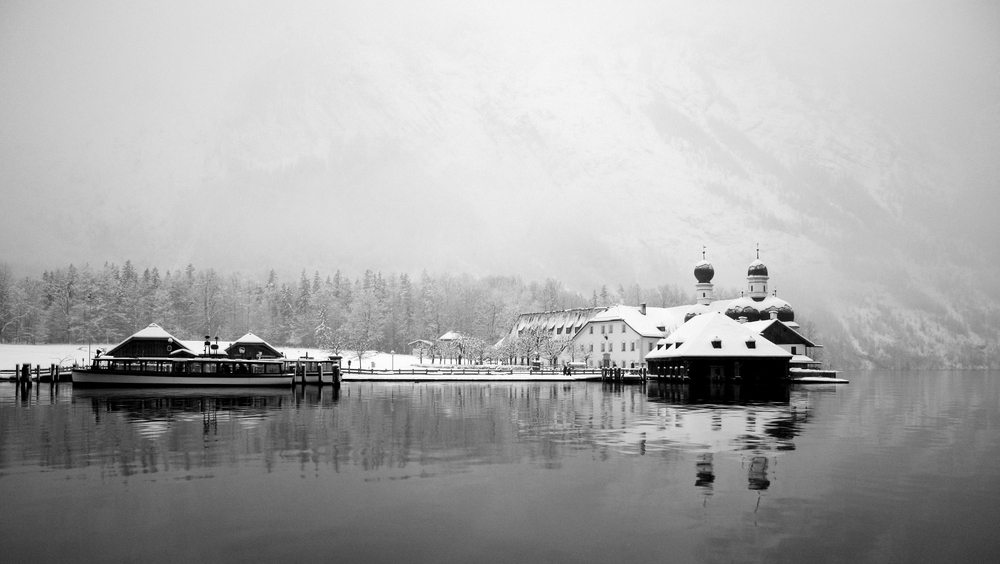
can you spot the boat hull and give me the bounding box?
[72,369,292,387]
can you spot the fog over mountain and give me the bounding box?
[2,0,998,366]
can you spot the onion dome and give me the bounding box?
[748,259,768,277]
[694,260,715,283]
[725,296,763,322]
[760,297,795,322]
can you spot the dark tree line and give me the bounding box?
[0,261,703,354]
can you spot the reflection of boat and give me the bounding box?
[283,355,342,386]
[71,387,294,427]
[72,357,294,386]
[71,387,293,400]
[789,368,849,384]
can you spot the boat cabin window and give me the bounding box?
[265,363,280,374]
[190,363,202,373]
[251,363,264,373]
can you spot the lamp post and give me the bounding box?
[390,350,395,371]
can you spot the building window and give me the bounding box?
[711,340,722,349]
[622,323,626,332]
[648,342,653,352]
[621,342,626,352]
[601,326,605,334]
[590,326,593,334]
[746,340,756,349]
[589,344,593,352]
[600,343,605,352]
[608,325,613,334]
[791,346,797,355]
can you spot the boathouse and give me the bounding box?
[103,323,191,358]
[226,332,283,360]
[645,312,791,381]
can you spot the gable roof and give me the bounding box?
[646,312,792,360]
[510,307,606,336]
[105,323,190,356]
[226,332,282,356]
[584,304,688,338]
[743,319,818,347]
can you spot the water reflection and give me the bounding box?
[695,452,715,491]
[643,380,809,492]
[0,381,812,490]
[3,372,998,564]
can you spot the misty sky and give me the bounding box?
[1,0,998,299]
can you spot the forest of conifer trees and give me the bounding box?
[0,261,714,356]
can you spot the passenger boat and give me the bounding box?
[72,356,294,387]
[284,355,343,386]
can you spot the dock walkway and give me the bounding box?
[342,367,603,382]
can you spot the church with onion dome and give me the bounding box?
[502,247,824,377]
[684,247,795,324]
[646,247,826,380]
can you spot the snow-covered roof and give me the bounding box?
[583,301,748,338]
[226,332,281,355]
[587,304,689,337]
[646,312,792,360]
[510,308,606,335]
[439,331,464,341]
[105,323,190,356]
[129,323,178,340]
[726,295,791,312]
[742,319,817,347]
[231,332,266,344]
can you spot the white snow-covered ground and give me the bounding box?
[0,343,111,371]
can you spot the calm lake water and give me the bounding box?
[1,371,998,564]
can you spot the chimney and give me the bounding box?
[769,310,778,320]
[738,316,748,324]
[640,303,646,315]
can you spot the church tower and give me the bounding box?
[747,245,768,301]
[694,247,715,306]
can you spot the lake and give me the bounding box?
[1,371,997,563]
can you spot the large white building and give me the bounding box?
[503,251,823,370]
